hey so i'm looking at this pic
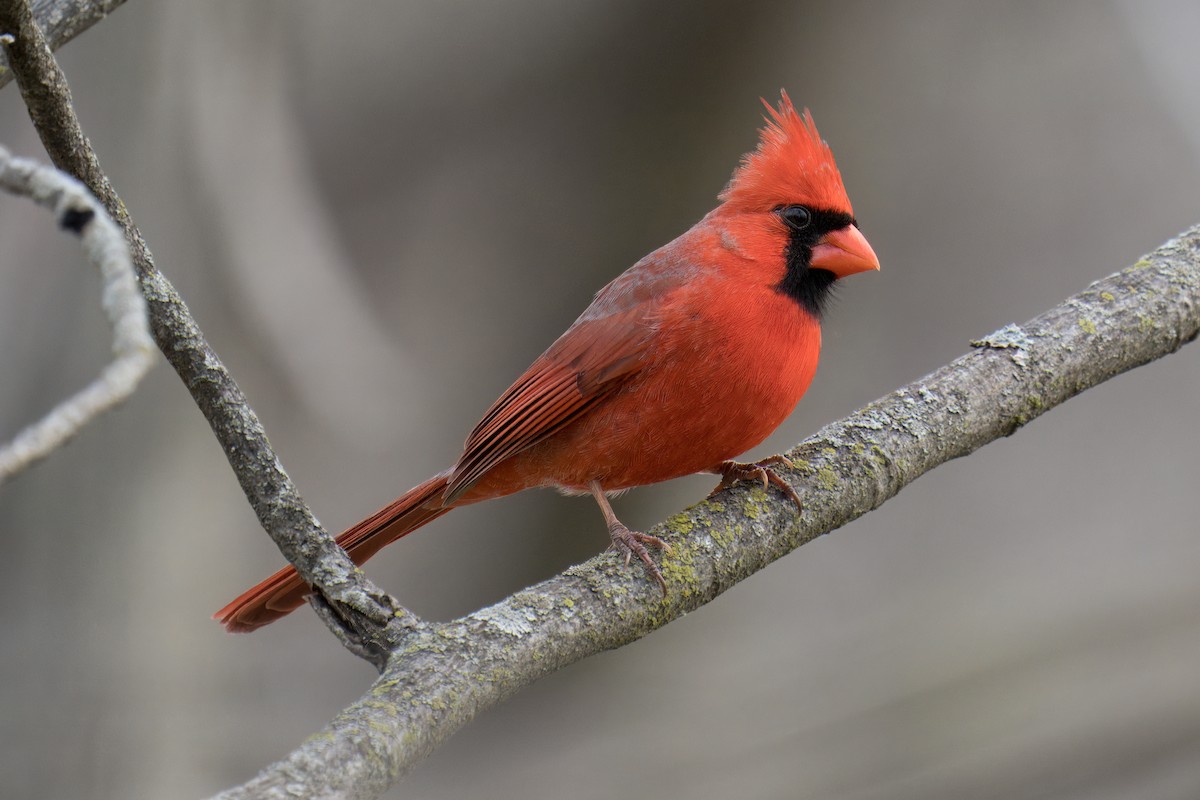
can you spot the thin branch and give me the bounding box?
[0,0,127,90]
[0,145,154,482]
[214,226,1200,799]
[0,0,419,663]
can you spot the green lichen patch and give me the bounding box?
[739,485,770,520]
[664,512,695,536]
[659,544,702,600]
[708,520,736,549]
[814,464,839,491]
[788,458,813,474]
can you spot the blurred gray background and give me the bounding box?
[1,1,1198,798]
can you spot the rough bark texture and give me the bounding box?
[214,228,1200,799]
[0,0,126,89]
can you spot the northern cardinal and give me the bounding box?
[217,92,879,632]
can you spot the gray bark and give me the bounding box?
[0,0,127,88]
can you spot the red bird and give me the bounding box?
[217,92,879,632]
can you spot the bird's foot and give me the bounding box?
[607,522,670,596]
[708,455,803,511]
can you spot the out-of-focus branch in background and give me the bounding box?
[0,0,418,662]
[0,145,153,482]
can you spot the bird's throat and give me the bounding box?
[777,258,836,319]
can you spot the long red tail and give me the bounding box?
[215,473,452,632]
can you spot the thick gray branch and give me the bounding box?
[215,230,1199,799]
[0,0,416,661]
[0,0,126,89]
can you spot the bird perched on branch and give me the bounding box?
[217,91,879,632]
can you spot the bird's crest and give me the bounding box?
[720,91,853,215]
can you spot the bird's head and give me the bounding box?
[719,92,879,317]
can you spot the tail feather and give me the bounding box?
[214,473,452,633]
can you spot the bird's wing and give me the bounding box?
[443,260,687,503]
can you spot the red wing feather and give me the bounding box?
[443,309,653,502]
[443,241,699,502]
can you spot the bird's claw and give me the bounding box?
[708,455,803,511]
[607,522,670,596]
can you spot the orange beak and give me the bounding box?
[810,224,880,278]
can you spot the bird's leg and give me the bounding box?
[589,481,670,595]
[707,455,803,511]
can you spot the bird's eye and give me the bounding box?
[778,205,812,231]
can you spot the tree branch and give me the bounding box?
[0,145,154,482]
[214,229,1200,798]
[0,0,126,90]
[4,2,1199,795]
[0,0,418,663]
